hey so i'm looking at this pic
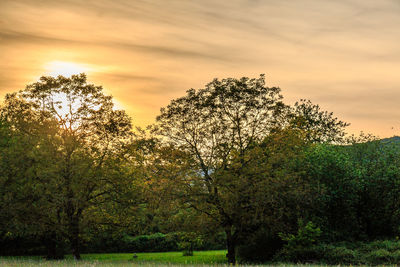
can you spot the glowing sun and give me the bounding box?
[44,61,92,77]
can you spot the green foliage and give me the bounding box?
[275,243,358,264]
[236,228,283,263]
[346,140,400,239]
[365,249,391,264]
[302,144,359,240]
[290,99,349,144]
[280,221,322,251]
[0,74,138,259]
[6,73,400,266]
[78,231,225,254]
[122,233,179,253]
[177,232,203,256]
[154,75,289,264]
[275,221,323,263]
[274,240,400,265]
[153,75,350,264]
[320,245,357,265]
[362,239,400,252]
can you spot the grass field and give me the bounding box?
[80,250,227,264]
[0,259,332,267]
[0,251,331,266]
[0,250,227,266]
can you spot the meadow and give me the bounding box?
[0,250,227,266]
[0,251,330,267]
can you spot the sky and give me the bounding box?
[1,0,400,137]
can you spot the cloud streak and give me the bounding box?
[1,0,400,136]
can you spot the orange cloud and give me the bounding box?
[1,0,400,137]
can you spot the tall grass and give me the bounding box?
[0,258,335,267]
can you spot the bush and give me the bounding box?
[123,233,179,252]
[237,228,283,263]
[81,231,226,254]
[182,250,193,256]
[177,232,202,256]
[274,240,400,265]
[81,232,179,253]
[196,231,226,250]
[274,245,323,263]
[362,240,400,252]
[275,244,358,264]
[321,245,358,265]
[365,249,392,265]
[279,221,322,251]
[391,250,400,264]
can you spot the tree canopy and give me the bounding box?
[153,74,349,263]
[0,74,135,259]
[4,73,400,265]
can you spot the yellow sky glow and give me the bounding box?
[43,61,92,78]
[1,0,400,137]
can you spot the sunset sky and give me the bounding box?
[1,0,400,137]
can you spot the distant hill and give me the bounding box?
[381,136,400,144]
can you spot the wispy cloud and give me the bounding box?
[1,0,400,136]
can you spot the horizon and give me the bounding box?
[1,0,400,138]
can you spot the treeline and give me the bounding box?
[0,232,226,255]
[1,74,400,264]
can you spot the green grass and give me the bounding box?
[0,251,334,266]
[0,250,227,266]
[0,258,336,267]
[77,250,227,264]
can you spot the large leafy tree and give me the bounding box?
[0,74,133,259]
[154,75,349,263]
[155,75,287,263]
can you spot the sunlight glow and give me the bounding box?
[44,61,92,77]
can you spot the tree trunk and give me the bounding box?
[70,217,81,260]
[71,234,81,260]
[225,227,236,264]
[45,233,65,260]
[71,237,81,260]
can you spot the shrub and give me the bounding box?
[80,230,226,254]
[275,241,400,265]
[274,244,358,264]
[321,245,358,265]
[391,250,400,264]
[279,221,322,251]
[125,233,179,252]
[236,228,283,263]
[177,232,202,256]
[363,240,400,252]
[365,249,392,265]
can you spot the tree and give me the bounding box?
[290,99,349,144]
[154,75,350,263]
[224,128,314,262]
[300,137,400,242]
[302,144,358,240]
[0,74,133,259]
[0,111,57,256]
[345,139,400,239]
[154,75,288,263]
